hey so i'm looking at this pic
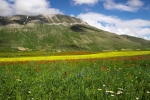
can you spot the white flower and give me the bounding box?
[136,97,139,100]
[98,89,102,91]
[147,91,150,94]
[28,91,31,94]
[106,91,114,93]
[31,98,34,100]
[116,90,122,95]
[103,84,105,87]
[118,88,123,90]
[109,91,115,93]
[111,94,115,97]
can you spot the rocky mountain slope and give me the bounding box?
[0,14,150,52]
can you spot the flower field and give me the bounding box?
[0,52,150,99]
[0,51,150,62]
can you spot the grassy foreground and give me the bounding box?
[0,51,150,99]
[0,54,150,99]
[0,51,150,62]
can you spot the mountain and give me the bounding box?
[0,14,150,52]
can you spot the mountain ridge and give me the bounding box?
[0,14,87,27]
[0,14,150,52]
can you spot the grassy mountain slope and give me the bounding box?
[0,14,150,52]
[120,35,150,49]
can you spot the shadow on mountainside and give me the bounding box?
[70,25,85,32]
[70,24,101,33]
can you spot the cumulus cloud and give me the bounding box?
[0,0,62,16]
[0,0,14,16]
[102,0,144,12]
[77,12,150,40]
[73,0,99,5]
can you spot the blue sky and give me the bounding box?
[0,0,150,40]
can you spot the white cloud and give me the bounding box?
[127,0,143,7]
[70,14,75,17]
[0,0,14,16]
[0,0,62,16]
[77,12,150,40]
[103,0,144,12]
[14,0,62,15]
[143,36,150,40]
[73,0,99,5]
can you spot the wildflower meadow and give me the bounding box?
[0,53,150,99]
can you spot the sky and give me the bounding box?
[0,0,150,40]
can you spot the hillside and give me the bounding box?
[0,14,150,52]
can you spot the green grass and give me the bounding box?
[0,55,150,99]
